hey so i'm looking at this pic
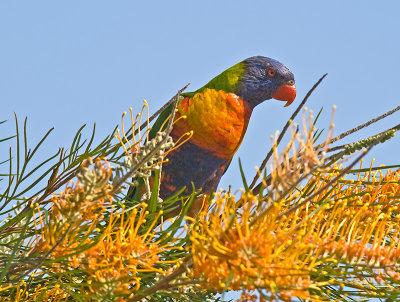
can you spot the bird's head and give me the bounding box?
[236,56,296,108]
[190,56,296,108]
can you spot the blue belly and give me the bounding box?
[159,137,229,199]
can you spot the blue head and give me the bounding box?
[236,56,296,108]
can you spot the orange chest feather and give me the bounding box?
[172,89,252,157]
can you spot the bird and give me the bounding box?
[131,56,296,217]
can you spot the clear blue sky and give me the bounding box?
[1,1,399,192]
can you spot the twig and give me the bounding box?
[326,123,400,153]
[328,105,400,145]
[249,74,328,190]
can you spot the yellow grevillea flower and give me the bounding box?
[189,163,400,301]
[8,280,67,302]
[189,191,328,301]
[80,203,182,296]
[30,158,182,300]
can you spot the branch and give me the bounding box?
[326,123,400,153]
[328,105,400,145]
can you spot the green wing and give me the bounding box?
[148,60,245,140]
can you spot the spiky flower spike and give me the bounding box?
[115,100,191,201]
[24,157,184,300]
[188,109,400,301]
[114,101,175,198]
[0,102,195,302]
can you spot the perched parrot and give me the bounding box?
[132,56,296,216]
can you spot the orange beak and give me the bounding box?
[271,84,297,107]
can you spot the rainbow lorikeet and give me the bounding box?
[135,56,295,215]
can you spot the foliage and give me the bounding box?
[1,79,400,301]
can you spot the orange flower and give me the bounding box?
[189,162,400,300]
[9,280,67,302]
[81,203,183,296]
[189,191,329,301]
[30,158,183,299]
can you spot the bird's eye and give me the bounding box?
[268,69,276,77]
